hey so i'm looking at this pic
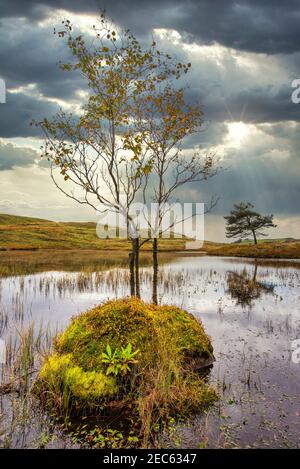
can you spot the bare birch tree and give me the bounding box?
[36,13,188,296]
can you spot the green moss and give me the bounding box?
[54,298,213,375]
[36,298,217,445]
[37,353,117,408]
[64,367,117,402]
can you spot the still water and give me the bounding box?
[0,254,299,448]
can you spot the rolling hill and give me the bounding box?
[0,214,299,258]
[0,213,192,251]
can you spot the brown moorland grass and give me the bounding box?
[205,240,300,259]
[0,213,188,252]
[1,213,299,259]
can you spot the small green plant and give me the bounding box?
[72,425,140,448]
[101,343,140,377]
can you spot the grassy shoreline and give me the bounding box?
[1,242,300,260]
[204,240,300,259]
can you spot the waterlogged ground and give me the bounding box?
[0,253,299,448]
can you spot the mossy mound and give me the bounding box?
[36,298,217,444]
[54,297,213,374]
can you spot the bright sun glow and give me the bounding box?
[227,121,250,146]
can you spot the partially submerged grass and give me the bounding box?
[226,268,275,307]
[0,249,149,277]
[35,298,218,447]
[0,320,65,448]
[0,250,178,277]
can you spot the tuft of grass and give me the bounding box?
[0,320,61,448]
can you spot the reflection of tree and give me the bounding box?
[226,262,274,307]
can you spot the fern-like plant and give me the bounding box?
[101,343,140,377]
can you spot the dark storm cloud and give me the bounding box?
[0,140,38,169]
[175,119,300,216]
[0,0,299,139]
[206,156,300,216]
[178,147,300,216]
[1,0,300,54]
[0,16,86,99]
[202,86,300,124]
[0,91,59,137]
[0,0,299,220]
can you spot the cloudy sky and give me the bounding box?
[0,0,300,241]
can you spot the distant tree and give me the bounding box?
[224,202,276,245]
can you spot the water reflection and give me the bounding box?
[0,254,300,448]
[226,262,275,308]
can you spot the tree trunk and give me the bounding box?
[129,243,135,296]
[252,230,257,245]
[152,238,158,304]
[253,261,258,282]
[135,238,140,298]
